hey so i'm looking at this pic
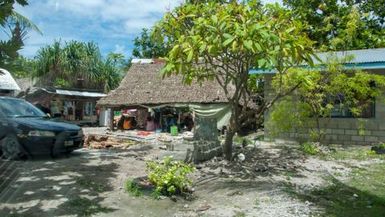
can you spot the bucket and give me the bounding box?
[170,126,178,136]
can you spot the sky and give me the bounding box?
[11,0,281,59]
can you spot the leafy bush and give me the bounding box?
[301,142,319,155]
[124,179,142,197]
[233,136,253,146]
[378,143,385,149]
[146,156,195,196]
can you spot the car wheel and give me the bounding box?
[0,135,25,160]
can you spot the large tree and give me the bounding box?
[154,1,316,160]
[132,28,168,58]
[283,0,385,51]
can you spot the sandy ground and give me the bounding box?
[0,131,367,217]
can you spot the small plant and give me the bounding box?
[371,143,385,155]
[379,143,385,149]
[125,179,142,197]
[301,142,319,155]
[146,156,195,196]
[367,150,377,156]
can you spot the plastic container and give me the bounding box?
[170,126,178,136]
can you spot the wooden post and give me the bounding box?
[108,108,114,131]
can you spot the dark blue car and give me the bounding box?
[0,97,84,159]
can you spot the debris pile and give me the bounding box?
[84,134,138,149]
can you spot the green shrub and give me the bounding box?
[234,136,253,145]
[378,143,385,149]
[146,156,195,196]
[124,179,142,197]
[301,142,319,155]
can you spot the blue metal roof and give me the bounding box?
[250,48,385,74]
[316,48,385,64]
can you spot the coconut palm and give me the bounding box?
[0,2,42,70]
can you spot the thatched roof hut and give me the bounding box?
[97,62,231,108]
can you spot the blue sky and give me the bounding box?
[14,0,280,59]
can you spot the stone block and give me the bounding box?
[377,137,385,143]
[332,129,345,135]
[370,130,385,137]
[192,140,223,163]
[364,121,379,130]
[325,134,338,141]
[337,135,351,141]
[325,121,339,129]
[194,116,218,140]
[364,136,378,142]
[352,136,364,142]
[378,124,385,131]
[338,121,352,129]
[345,129,357,135]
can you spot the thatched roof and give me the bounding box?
[97,63,231,108]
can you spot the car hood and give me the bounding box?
[12,117,81,132]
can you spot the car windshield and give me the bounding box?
[0,98,46,118]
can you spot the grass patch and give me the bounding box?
[323,148,385,161]
[76,177,108,193]
[288,163,385,217]
[124,179,143,197]
[66,197,114,216]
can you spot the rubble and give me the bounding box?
[84,134,138,149]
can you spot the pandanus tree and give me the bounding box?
[34,41,123,91]
[154,1,316,160]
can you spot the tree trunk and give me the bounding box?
[224,128,235,161]
[224,108,237,161]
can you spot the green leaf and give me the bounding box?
[223,37,234,46]
[243,40,253,51]
[223,33,233,39]
[258,58,267,67]
[187,50,194,62]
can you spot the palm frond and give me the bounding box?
[9,11,42,35]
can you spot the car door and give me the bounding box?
[0,111,10,140]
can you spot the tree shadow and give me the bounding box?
[287,176,385,217]
[0,151,118,217]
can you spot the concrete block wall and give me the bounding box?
[264,74,385,145]
[192,140,223,163]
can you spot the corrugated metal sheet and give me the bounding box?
[43,88,107,98]
[316,48,385,64]
[0,68,21,91]
[250,48,385,74]
[131,59,154,64]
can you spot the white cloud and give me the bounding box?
[113,44,126,54]
[50,0,181,20]
[16,0,281,57]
